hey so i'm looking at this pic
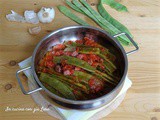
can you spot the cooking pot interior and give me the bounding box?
[34,27,126,91]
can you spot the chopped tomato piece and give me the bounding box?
[77,54,88,61]
[53,44,65,51]
[54,50,64,56]
[42,68,47,73]
[39,60,45,67]
[84,37,97,47]
[76,39,83,44]
[92,62,99,67]
[82,54,88,61]
[45,61,54,68]
[61,60,67,66]
[66,41,73,45]
[99,64,105,69]
[88,78,103,93]
[70,70,74,75]
[62,64,74,71]
[77,54,83,60]
[64,51,72,56]
[45,55,53,61]
[75,67,81,71]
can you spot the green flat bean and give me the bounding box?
[79,0,130,45]
[72,0,99,23]
[97,63,118,81]
[74,71,92,84]
[42,82,65,97]
[58,5,89,26]
[51,73,88,93]
[65,40,116,61]
[64,42,116,73]
[98,0,132,37]
[79,47,100,54]
[101,0,128,12]
[66,0,84,13]
[106,71,120,80]
[72,0,111,33]
[95,70,116,83]
[40,73,76,100]
[76,46,116,72]
[53,55,116,85]
[101,51,116,61]
[78,47,116,71]
[98,54,116,70]
[42,74,87,99]
[74,69,116,85]
[71,0,128,45]
[93,71,117,85]
[53,55,96,73]
[103,60,115,73]
[64,46,76,52]
[74,90,87,100]
[44,68,89,93]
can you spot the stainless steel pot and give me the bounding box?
[16,26,138,110]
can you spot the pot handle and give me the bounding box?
[16,66,42,95]
[113,32,139,55]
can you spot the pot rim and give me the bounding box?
[31,25,128,105]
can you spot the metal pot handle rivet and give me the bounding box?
[113,32,139,55]
[16,66,42,95]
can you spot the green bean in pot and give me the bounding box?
[37,37,121,100]
[39,73,76,100]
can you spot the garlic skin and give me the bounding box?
[28,26,41,35]
[37,7,55,23]
[24,10,39,24]
[6,10,26,22]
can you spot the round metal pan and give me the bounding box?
[16,26,138,110]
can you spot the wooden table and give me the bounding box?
[0,0,160,120]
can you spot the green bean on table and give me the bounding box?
[98,0,132,37]
[101,0,128,12]
[58,0,137,46]
[66,0,84,13]
[78,0,130,45]
[58,5,89,26]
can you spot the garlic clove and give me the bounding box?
[24,10,39,24]
[28,26,41,35]
[6,10,26,23]
[37,7,55,23]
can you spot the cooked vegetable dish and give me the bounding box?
[37,37,120,100]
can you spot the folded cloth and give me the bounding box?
[18,57,132,120]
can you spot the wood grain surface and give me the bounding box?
[0,0,160,120]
